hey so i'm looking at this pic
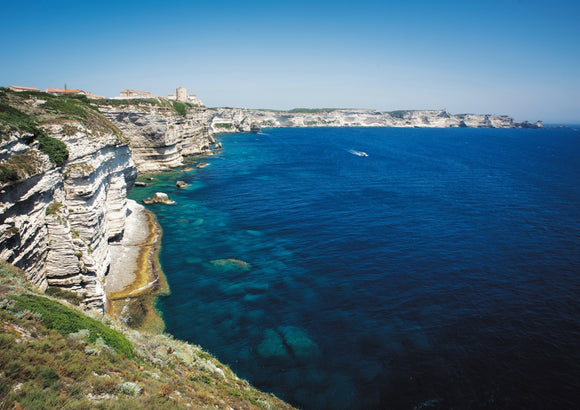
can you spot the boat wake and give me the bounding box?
[348,149,369,157]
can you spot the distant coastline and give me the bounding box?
[204,107,544,135]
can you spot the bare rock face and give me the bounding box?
[1,124,137,312]
[207,108,539,132]
[98,103,217,173]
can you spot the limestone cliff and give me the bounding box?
[0,88,543,314]
[0,89,137,311]
[207,108,542,132]
[97,100,217,172]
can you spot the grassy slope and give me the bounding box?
[0,262,295,409]
[0,88,127,184]
[0,88,122,139]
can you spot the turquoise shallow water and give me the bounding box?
[131,127,580,409]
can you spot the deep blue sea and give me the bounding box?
[131,127,580,409]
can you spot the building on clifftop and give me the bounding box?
[176,86,187,102]
[43,88,85,96]
[9,85,40,92]
[168,86,204,106]
[119,89,156,99]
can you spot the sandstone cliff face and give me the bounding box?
[98,103,216,173]
[207,108,541,132]
[1,122,137,311]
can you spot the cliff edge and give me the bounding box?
[96,99,217,173]
[0,88,137,311]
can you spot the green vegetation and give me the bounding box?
[36,131,69,166]
[0,261,295,409]
[13,294,135,358]
[64,162,95,179]
[0,151,43,184]
[95,97,199,114]
[92,97,172,109]
[0,101,38,134]
[0,87,135,184]
[0,87,124,144]
[43,97,89,119]
[45,286,83,305]
[172,101,187,116]
[214,122,234,129]
[45,200,64,215]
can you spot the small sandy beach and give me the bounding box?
[106,199,157,296]
[105,199,168,332]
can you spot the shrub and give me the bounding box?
[172,101,187,116]
[0,102,38,133]
[39,367,59,388]
[45,287,82,305]
[36,132,68,166]
[42,98,87,119]
[45,200,63,215]
[13,294,134,358]
[0,333,16,349]
[0,151,42,184]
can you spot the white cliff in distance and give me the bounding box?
[207,108,542,133]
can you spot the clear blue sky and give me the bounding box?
[2,0,579,122]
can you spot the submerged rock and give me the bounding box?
[142,192,176,205]
[210,258,251,272]
[257,329,291,360]
[278,326,320,361]
[256,326,320,364]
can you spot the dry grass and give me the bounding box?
[0,261,295,409]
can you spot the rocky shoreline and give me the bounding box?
[105,199,168,332]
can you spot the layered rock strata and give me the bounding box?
[0,89,543,316]
[98,103,217,173]
[1,124,137,311]
[207,108,542,132]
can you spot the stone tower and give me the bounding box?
[176,87,187,102]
